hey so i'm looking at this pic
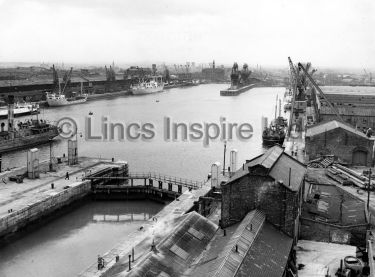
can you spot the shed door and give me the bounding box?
[352,150,367,166]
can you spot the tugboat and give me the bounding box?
[262,95,288,146]
[262,117,287,146]
[0,96,60,153]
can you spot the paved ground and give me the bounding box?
[0,157,117,219]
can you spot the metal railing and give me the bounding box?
[85,172,204,189]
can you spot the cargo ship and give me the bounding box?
[0,96,60,153]
[131,76,164,95]
[220,63,256,96]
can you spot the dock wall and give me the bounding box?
[0,180,91,238]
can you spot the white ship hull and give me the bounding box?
[131,85,164,95]
[0,104,39,119]
[46,93,88,107]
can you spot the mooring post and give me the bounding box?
[132,247,134,262]
[128,255,131,271]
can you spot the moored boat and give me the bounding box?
[131,76,164,95]
[0,102,39,119]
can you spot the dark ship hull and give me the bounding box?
[262,116,287,147]
[0,126,60,153]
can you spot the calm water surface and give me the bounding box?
[2,84,285,179]
[0,200,163,277]
[0,84,284,276]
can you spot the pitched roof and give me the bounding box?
[269,153,306,191]
[190,210,266,277]
[235,222,293,277]
[306,120,368,139]
[128,211,218,277]
[226,145,306,191]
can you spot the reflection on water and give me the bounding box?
[0,200,163,277]
[2,84,285,179]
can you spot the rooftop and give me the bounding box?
[306,120,369,139]
[320,106,375,117]
[227,145,306,191]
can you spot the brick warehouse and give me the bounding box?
[221,145,306,239]
[305,120,374,166]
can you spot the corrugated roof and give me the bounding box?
[128,211,218,277]
[248,146,284,169]
[306,120,368,139]
[190,210,265,277]
[235,223,293,277]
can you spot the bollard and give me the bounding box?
[116,255,119,262]
[51,183,54,189]
[132,247,134,262]
[235,244,238,252]
[112,157,114,162]
[223,229,226,236]
[128,255,131,271]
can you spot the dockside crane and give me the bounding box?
[297,62,344,123]
[61,67,73,95]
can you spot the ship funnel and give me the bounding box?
[211,162,221,188]
[229,149,238,177]
[261,116,268,132]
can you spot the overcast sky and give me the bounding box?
[0,0,374,69]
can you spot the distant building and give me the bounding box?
[305,120,374,166]
[221,145,307,239]
[319,106,375,129]
[201,67,226,82]
[318,91,375,129]
[123,66,152,79]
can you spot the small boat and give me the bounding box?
[131,76,164,95]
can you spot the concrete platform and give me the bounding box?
[0,157,127,238]
[0,157,121,219]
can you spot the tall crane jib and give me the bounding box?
[297,62,344,123]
